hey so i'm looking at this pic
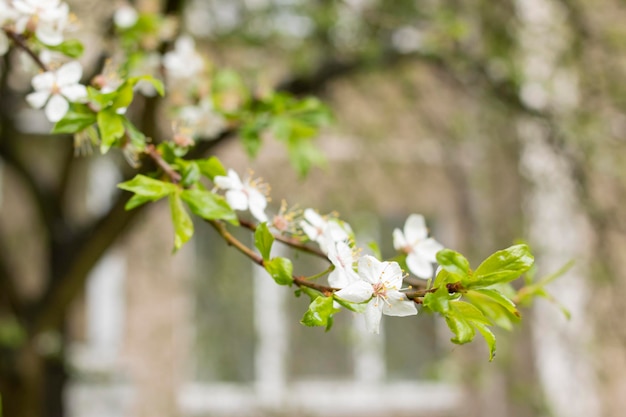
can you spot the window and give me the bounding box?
[183,215,461,416]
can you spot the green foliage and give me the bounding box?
[425,244,534,360]
[264,257,294,286]
[301,295,338,330]
[180,189,238,224]
[45,39,84,58]
[254,222,274,261]
[169,193,193,252]
[471,244,534,288]
[51,104,96,134]
[196,157,227,180]
[97,110,126,153]
[240,93,331,176]
[516,261,574,319]
[118,175,177,204]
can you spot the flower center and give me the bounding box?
[372,282,388,299]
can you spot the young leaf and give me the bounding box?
[118,174,177,202]
[254,222,274,261]
[444,310,475,344]
[180,189,238,224]
[45,39,84,58]
[169,193,193,252]
[196,156,227,180]
[422,285,451,314]
[436,249,471,281]
[128,75,165,96]
[474,322,497,361]
[52,106,96,134]
[124,194,153,210]
[471,244,534,288]
[264,257,293,286]
[301,296,336,329]
[97,110,125,153]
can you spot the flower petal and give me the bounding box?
[60,84,87,102]
[44,94,69,122]
[364,301,384,334]
[357,255,386,285]
[406,252,434,279]
[225,190,248,211]
[56,61,83,85]
[214,169,243,190]
[392,228,407,251]
[36,25,64,46]
[31,71,55,91]
[380,261,404,290]
[415,238,444,262]
[382,292,418,317]
[404,214,428,244]
[303,208,325,228]
[300,221,321,242]
[335,280,372,303]
[26,90,50,109]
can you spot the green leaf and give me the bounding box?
[111,82,134,111]
[181,189,238,224]
[436,249,471,281]
[118,174,177,202]
[197,156,227,180]
[286,137,326,177]
[52,106,96,134]
[474,322,497,361]
[122,119,146,151]
[445,310,475,344]
[45,39,84,58]
[254,222,274,261]
[180,161,201,187]
[464,289,520,330]
[124,194,152,210]
[301,296,337,330]
[471,244,534,288]
[422,285,451,314]
[169,193,193,252]
[264,257,293,286]
[451,301,491,326]
[88,86,118,109]
[128,75,165,96]
[97,110,125,153]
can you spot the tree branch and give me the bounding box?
[207,219,335,295]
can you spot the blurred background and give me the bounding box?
[1,0,625,416]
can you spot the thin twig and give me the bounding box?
[145,144,181,183]
[3,29,48,72]
[207,219,335,295]
[238,218,329,261]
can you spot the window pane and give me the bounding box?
[192,223,255,383]
[285,249,354,379]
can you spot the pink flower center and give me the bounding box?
[372,282,387,299]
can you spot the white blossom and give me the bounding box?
[214,169,268,222]
[13,0,70,46]
[300,208,351,254]
[335,255,417,334]
[163,35,204,80]
[326,237,359,288]
[113,4,138,29]
[178,98,227,139]
[393,214,443,279]
[26,61,87,122]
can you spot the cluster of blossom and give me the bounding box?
[0,0,70,52]
[213,168,444,334]
[0,1,225,138]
